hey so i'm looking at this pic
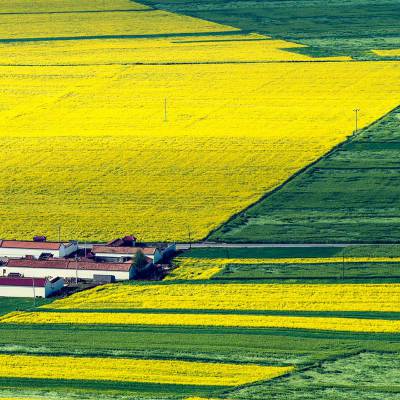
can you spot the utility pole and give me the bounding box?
[164,98,168,122]
[32,278,36,307]
[75,244,79,284]
[342,254,345,280]
[187,225,192,249]
[353,108,360,133]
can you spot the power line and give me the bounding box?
[353,108,360,133]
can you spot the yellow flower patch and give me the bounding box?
[0,354,292,386]
[42,283,400,312]
[0,62,399,240]
[373,49,400,57]
[3,311,400,333]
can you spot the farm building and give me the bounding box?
[92,245,162,263]
[0,239,78,259]
[4,258,136,281]
[107,236,137,247]
[0,276,64,298]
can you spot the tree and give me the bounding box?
[132,251,148,273]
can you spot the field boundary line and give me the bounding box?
[205,104,400,243]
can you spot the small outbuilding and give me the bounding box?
[0,239,78,259]
[0,276,64,298]
[92,245,162,263]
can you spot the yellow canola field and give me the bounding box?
[0,10,236,40]
[373,49,400,57]
[166,264,222,280]
[168,257,400,280]
[0,36,351,65]
[1,0,150,12]
[0,61,400,240]
[168,256,400,280]
[0,354,292,386]
[43,283,400,312]
[3,311,400,333]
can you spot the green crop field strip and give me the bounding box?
[0,297,51,316]
[213,262,400,281]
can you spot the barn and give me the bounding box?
[92,245,162,263]
[4,258,135,281]
[0,276,64,298]
[0,239,78,259]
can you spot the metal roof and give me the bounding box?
[92,245,157,255]
[7,258,132,272]
[0,277,47,287]
[0,240,68,250]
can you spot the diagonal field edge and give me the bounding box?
[205,104,400,243]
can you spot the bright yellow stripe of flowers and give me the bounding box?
[2,311,400,333]
[185,398,222,400]
[2,0,150,12]
[373,49,400,57]
[0,354,292,386]
[179,257,400,265]
[165,265,223,280]
[159,256,400,281]
[42,283,400,312]
[0,36,351,66]
[0,10,236,40]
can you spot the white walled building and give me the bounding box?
[0,240,78,259]
[4,258,134,281]
[92,245,162,263]
[0,276,64,298]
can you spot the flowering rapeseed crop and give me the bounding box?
[3,311,400,333]
[0,61,399,241]
[373,49,400,57]
[166,258,224,280]
[167,257,400,280]
[43,283,400,312]
[0,354,292,386]
[0,10,236,40]
[0,35,350,65]
[2,0,150,12]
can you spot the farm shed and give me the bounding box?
[0,276,64,298]
[4,258,134,281]
[0,240,77,259]
[92,245,162,263]
[107,236,137,247]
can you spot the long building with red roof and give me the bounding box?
[0,239,77,259]
[0,276,64,298]
[4,258,138,281]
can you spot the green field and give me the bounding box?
[210,107,400,243]
[2,308,400,398]
[213,262,400,281]
[183,245,400,259]
[228,352,400,399]
[140,0,400,59]
[0,297,51,317]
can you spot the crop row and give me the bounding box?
[0,354,292,386]
[43,282,400,312]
